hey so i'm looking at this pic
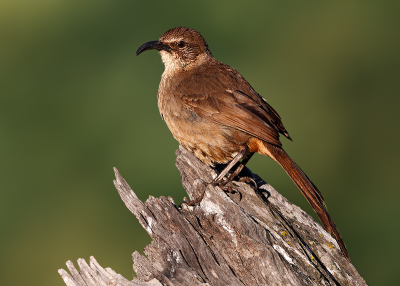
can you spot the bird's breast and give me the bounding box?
[157,76,250,166]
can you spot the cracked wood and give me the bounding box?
[59,145,366,286]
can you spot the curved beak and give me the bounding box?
[136,40,171,56]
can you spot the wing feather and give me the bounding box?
[177,70,291,147]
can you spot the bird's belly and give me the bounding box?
[162,108,249,166]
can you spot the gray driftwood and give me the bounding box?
[59,145,366,286]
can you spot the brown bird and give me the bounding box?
[136,27,349,261]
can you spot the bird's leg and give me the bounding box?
[227,152,254,183]
[186,148,247,206]
[218,152,257,195]
[213,148,255,196]
[185,190,206,206]
[230,151,258,189]
[212,147,248,185]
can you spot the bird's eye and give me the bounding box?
[177,41,186,48]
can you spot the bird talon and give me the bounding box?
[182,190,206,206]
[217,182,242,201]
[239,176,258,189]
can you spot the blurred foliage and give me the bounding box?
[0,1,399,285]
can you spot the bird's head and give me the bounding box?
[136,27,212,71]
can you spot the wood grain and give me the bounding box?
[59,145,366,286]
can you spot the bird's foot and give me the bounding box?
[181,178,210,206]
[239,176,258,189]
[216,181,242,201]
[219,182,236,193]
[183,191,206,206]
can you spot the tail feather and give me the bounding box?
[258,141,350,260]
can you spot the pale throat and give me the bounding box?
[159,51,210,77]
[159,51,183,76]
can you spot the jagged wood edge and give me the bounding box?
[115,146,366,285]
[58,256,163,286]
[59,145,367,286]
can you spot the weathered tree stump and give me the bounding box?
[59,145,366,286]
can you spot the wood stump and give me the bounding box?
[59,145,366,286]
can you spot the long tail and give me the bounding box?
[254,140,350,260]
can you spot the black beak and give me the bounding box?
[136,40,171,56]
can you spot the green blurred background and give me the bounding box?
[1,1,399,285]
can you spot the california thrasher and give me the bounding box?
[136,27,350,261]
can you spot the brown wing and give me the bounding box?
[177,69,291,147]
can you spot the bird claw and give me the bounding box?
[183,191,205,206]
[219,183,236,193]
[186,176,248,205]
[181,178,213,207]
[218,182,242,201]
[239,176,258,189]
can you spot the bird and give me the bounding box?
[136,27,350,261]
